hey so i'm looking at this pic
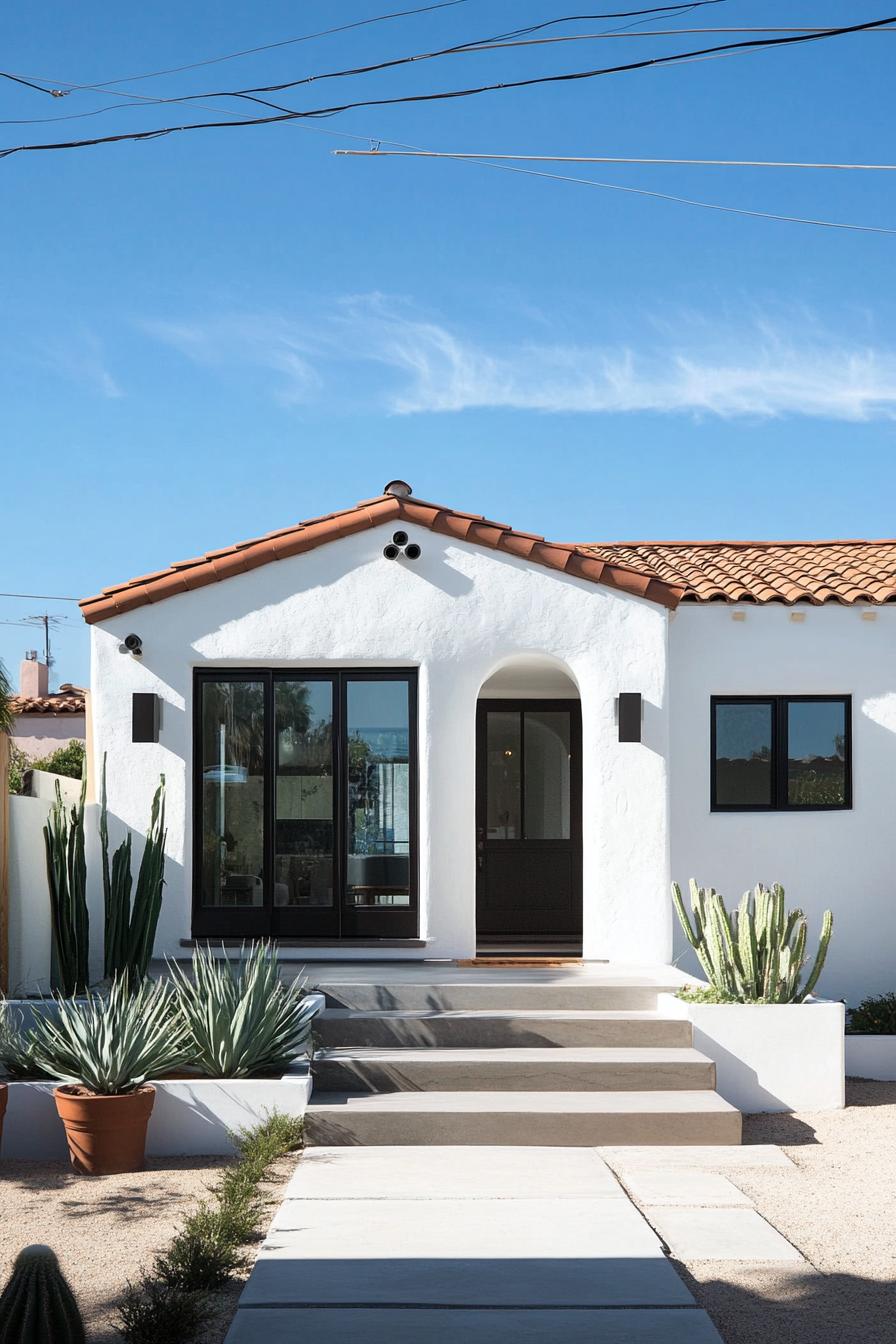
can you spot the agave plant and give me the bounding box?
[100,755,168,985]
[168,942,320,1078]
[672,879,833,1005]
[29,976,190,1094]
[0,998,48,1080]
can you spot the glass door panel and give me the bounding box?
[524,711,571,840]
[485,712,521,839]
[199,679,266,912]
[274,680,335,914]
[346,678,411,909]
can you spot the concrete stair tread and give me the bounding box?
[319,1008,686,1021]
[316,1046,712,1065]
[309,1090,737,1115]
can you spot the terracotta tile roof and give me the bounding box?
[79,492,685,623]
[11,684,86,715]
[579,540,896,605]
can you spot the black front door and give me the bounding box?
[476,699,582,940]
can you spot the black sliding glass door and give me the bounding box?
[193,669,417,940]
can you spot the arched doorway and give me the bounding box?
[476,658,582,954]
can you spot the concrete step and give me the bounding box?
[305,1090,742,1147]
[313,1046,716,1093]
[315,981,677,1012]
[315,1008,694,1049]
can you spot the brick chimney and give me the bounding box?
[20,653,49,699]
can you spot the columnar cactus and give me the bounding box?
[672,879,833,1004]
[0,1245,85,1344]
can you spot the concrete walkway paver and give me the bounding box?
[225,1146,724,1343]
[226,1306,728,1344]
[648,1207,804,1263]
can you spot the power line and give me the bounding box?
[400,154,896,234]
[1,2,718,99]
[0,592,79,602]
[2,13,892,161]
[337,150,896,172]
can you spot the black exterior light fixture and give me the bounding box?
[617,693,643,743]
[383,530,422,562]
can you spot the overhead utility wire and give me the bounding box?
[1,2,721,99]
[373,154,896,234]
[337,150,896,171]
[2,14,892,161]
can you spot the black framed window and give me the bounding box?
[193,669,418,939]
[711,695,851,812]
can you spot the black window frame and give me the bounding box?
[192,668,419,940]
[710,695,852,813]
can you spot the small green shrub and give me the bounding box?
[154,1206,250,1291]
[233,1111,304,1168]
[116,1277,204,1344]
[127,1110,304,1318]
[847,992,896,1035]
[7,743,30,796]
[32,739,86,781]
[676,985,739,1005]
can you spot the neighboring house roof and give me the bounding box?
[78,491,686,623]
[11,683,86,715]
[580,540,896,605]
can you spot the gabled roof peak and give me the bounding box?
[79,489,683,625]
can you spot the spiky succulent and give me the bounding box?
[28,976,189,1094]
[672,879,833,1005]
[167,942,320,1078]
[0,999,48,1080]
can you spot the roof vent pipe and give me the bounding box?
[383,479,413,498]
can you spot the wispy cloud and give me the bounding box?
[142,313,319,406]
[142,295,896,422]
[41,328,124,399]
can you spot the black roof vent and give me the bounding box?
[383,479,413,498]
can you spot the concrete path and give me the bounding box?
[225,1146,725,1343]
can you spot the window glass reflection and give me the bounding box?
[346,680,411,908]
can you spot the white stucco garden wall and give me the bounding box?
[669,604,896,1007]
[88,523,672,964]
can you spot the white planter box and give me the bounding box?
[845,1034,896,1081]
[2,1065,313,1160]
[659,992,845,1113]
[1,992,325,1159]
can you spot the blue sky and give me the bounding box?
[2,1,895,689]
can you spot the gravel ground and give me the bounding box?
[0,1152,299,1343]
[680,1078,896,1344]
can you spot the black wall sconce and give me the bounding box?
[132,693,160,743]
[617,693,642,743]
[383,530,422,561]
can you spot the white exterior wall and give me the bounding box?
[670,604,896,1006]
[89,524,671,963]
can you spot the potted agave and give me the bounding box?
[29,976,189,1175]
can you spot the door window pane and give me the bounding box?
[714,702,773,806]
[486,712,521,839]
[787,700,847,806]
[524,711,571,839]
[275,681,334,908]
[200,681,265,907]
[346,679,411,907]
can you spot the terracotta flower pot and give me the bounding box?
[54,1084,155,1176]
[0,1081,7,1153]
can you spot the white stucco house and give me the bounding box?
[78,480,896,1006]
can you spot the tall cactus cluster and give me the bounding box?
[0,1245,85,1344]
[672,880,833,1004]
